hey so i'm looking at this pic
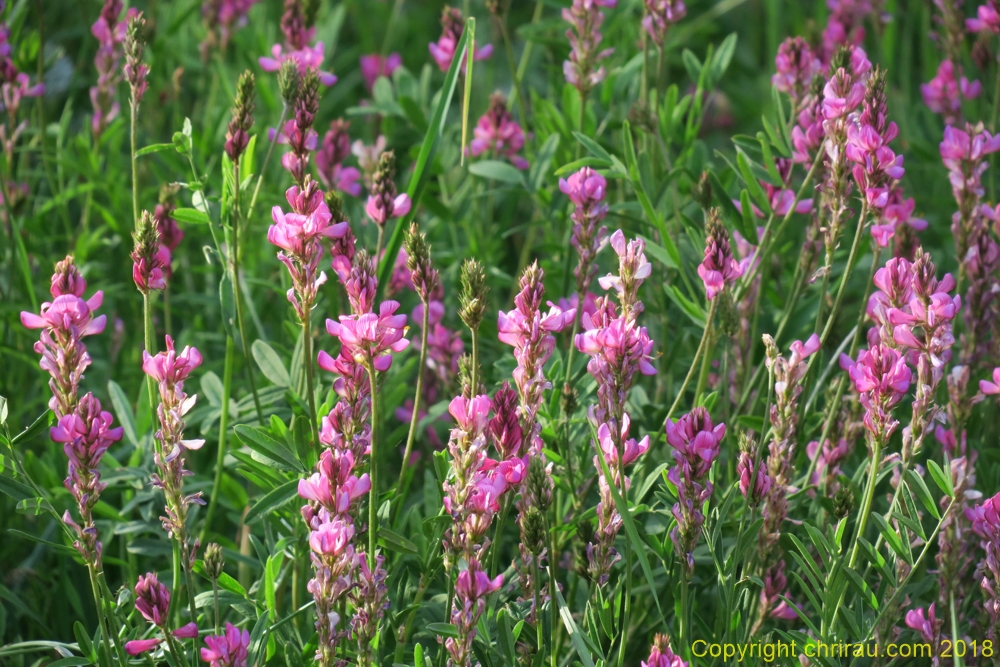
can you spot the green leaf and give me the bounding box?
[264,553,284,613]
[757,132,783,184]
[708,33,737,85]
[135,143,175,157]
[497,609,517,666]
[907,469,940,519]
[376,19,473,300]
[590,423,665,624]
[11,411,50,446]
[622,122,680,268]
[552,575,596,667]
[378,528,419,555]
[844,567,878,610]
[736,150,771,215]
[248,610,271,667]
[663,284,706,327]
[73,621,95,663]
[251,340,291,388]
[0,473,36,502]
[571,132,614,164]
[926,459,954,498]
[681,49,702,84]
[234,425,305,471]
[107,380,139,449]
[870,512,909,563]
[428,623,459,639]
[172,207,210,225]
[244,480,300,524]
[414,643,427,667]
[467,160,525,186]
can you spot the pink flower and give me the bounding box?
[360,53,402,92]
[201,622,250,667]
[905,605,938,644]
[597,414,649,467]
[468,93,529,170]
[454,562,503,600]
[174,623,199,639]
[269,186,349,255]
[364,192,412,226]
[697,218,743,300]
[841,344,911,436]
[325,300,410,372]
[968,1,1000,33]
[772,37,821,105]
[125,639,162,656]
[737,451,771,504]
[259,41,337,86]
[642,0,686,46]
[560,167,607,207]
[142,335,203,385]
[428,7,492,72]
[666,407,726,470]
[967,491,1000,537]
[921,60,981,123]
[134,572,171,627]
[21,293,107,336]
[981,367,1000,395]
[315,120,362,197]
[642,636,688,667]
[448,395,492,433]
[309,517,356,556]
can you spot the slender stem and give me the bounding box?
[818,204,870,346]
[170,540,183,627]
[201,335,235,542]
[246,106,289,223]
[692,320,715,405]
[992,49,1000,132]
[303,313,319,448]
[165,631,192,667]
[232,161,264,424]
[679,573,690,658]
[534,556,543,657]
[213,579,220,634]
[143,293,158,424]
[184,557,199,633]
[488,497,512,579]
[397,301,430,491]
[88,565,117,667]
[375,224,385,263]
[471,329,480,394]
[130,101,139,228]
[366,363,381,560]
[665,299,718,423]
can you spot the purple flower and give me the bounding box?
[642,0,686,46]
[446,558,503,667]
[135,573,171,627]
[737,451,771,505]
[315,119,361,197]
[258,0,336,85]
[905,604,940,644]
[309,517,356,556]
[642,635,688,667]
[201,623,250,667]
[201,0,259,58]
[428,6,492,72]
[360,53,402,92]
[469,93,529,170]
[125,639,163,656]
[968,1,1000,33]
[772,37,821,107]
[325,300,410,372]
[563,0,617,94]
[841,344,911,438]
[981,367,1000,395]
[921,60,981,124]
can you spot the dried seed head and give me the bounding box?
[459,259,488,331]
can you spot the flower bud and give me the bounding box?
[124,12,148,105]
[459,259,488,331]
[522,507,546,556]
[225,70,256,162]
[132,210,167,294]
[278,58,300,108]
[204,542,225,580]
[833,486,855,520]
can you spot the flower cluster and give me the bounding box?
[360,52,402,92]
[773,37,821,109]
[841,344,912,441]
[667,408,725,575]
[259,0,336,86]
[968,1,1000,34]
[922,60,981,125]
[469,93,529,170]
[91,0,133,138]
[143,336,206,565]
[563,0,617,96]
[758,334,819,617]
[642,0,686,47]
[225,70,255,163]
[124,573,199,656]
[269,180,349,322]
[560,167,609,299]
[123,12,148,106]
[820,0,871,64]
[275,69,321,186]
[698,209,744,300]
[316,119,361,196]
[576,231,655,584]
[845,67,905,210]
[967,492,1000,640]
[642,634,688,667]
[201,623,251,667]
[132,209,170,294]
[446,561,504,667]
[365,150,412,227]
[429,6,492,72]
[201,0,259,59]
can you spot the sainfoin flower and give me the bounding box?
[698,210,743,300]
[201,622,250,667]
[841,344,911,439]
[325,300,410,372]
[982,367,1000,395]
[469,93,529,170]
[134,572,171,627]
[446,559,503,667]
[259,0,336,85]
[563,0,617,94]
[201,0,259,59]
[968,1,1000,33]
[90,0,132,138]
[642,634,688,667]
[315,119,361,196]
[360,52,402,91]
[772,37,821,107]
[428,6,492,71]
[364,151,411,226]
[642,0,686,47]
[921,60,981,125]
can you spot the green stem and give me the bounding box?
[679,573,690,659]
[246,106,289,224]
[213,579,220,634]
[170,540,183,627]
[992,47,1000,132]
[201,335,235,542]
[397,300,430,491]
[130,100,139,228]
[692,320,715,406]
[471,328,480,394]
[303,312,319,448]
[184,556,199,633]
[232,161,264,424]
[818,203,870,346]
[88,565,117,667]
[534,556,543,658]
[366,363,381,560]
[143,293,158,425]
[165,631,192,667]
[665,299,718,423]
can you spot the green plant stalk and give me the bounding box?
[471,327,480,393]
[818,203,870,345]
[438,575,455,667]
[488,496,512,579]
[366,363,381,561]
[950,590,962,667]
[692,320,715,406]
[375,225,386,266]
[496,10,530,144]
[170,540,183,627]
[201,334,235,542]
[232,161,264,424]
[130,100,139,228]
[213,579,221,634]
[992,46,1000,132]
[679,572,691,659]
[143,293,158,421]
[534,556,544,659]
[246,106,289,224]
[665,298,718,423]
[165,630,192,667]
[302,310,320,449]
[96,570,130,667]
[184,553,199,635]
[88,564,117,667]
[397,300,430,491]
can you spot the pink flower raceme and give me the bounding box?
[201,0,259,59]
[921,60,981,125]
[429,6,492,72]
[642,635,688,667]
[259,0,336,85]
[353,135,387,189]
[737,450,771,506]
[969,1,1000,33]
[967,492,1000,638]
[561,167,609,298]
[201,623,250,667]
[773,37,822,108]
[304,508,358,666]
[905,604,941,645]
[360,53,402,92]
[315,119,361,196]
[597,229,652,320]
[563,0,617,94]
[597,413,649,469]
[982,367,1000,395]
[55,394,123,561]
[364,151,411,226]
[642,0,686,46]
[350,553,389,664]
[469,93,529,170]
[21,257,107,418]
[698,213,744,300]
[841,344,912,439]
[325,300,410,372]
[871,186,926,248]
[666,408,725,574]
[298,448,371,515]
[446,559,503,667]
[143,336,205,568]
[820,0,871,64]
[90,0,133,138]
[135,572,171,627]
[269,181,349,322]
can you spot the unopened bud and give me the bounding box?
[204,542,225,580]
[459,259,488,331]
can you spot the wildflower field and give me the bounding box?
[6,0,1000,665]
